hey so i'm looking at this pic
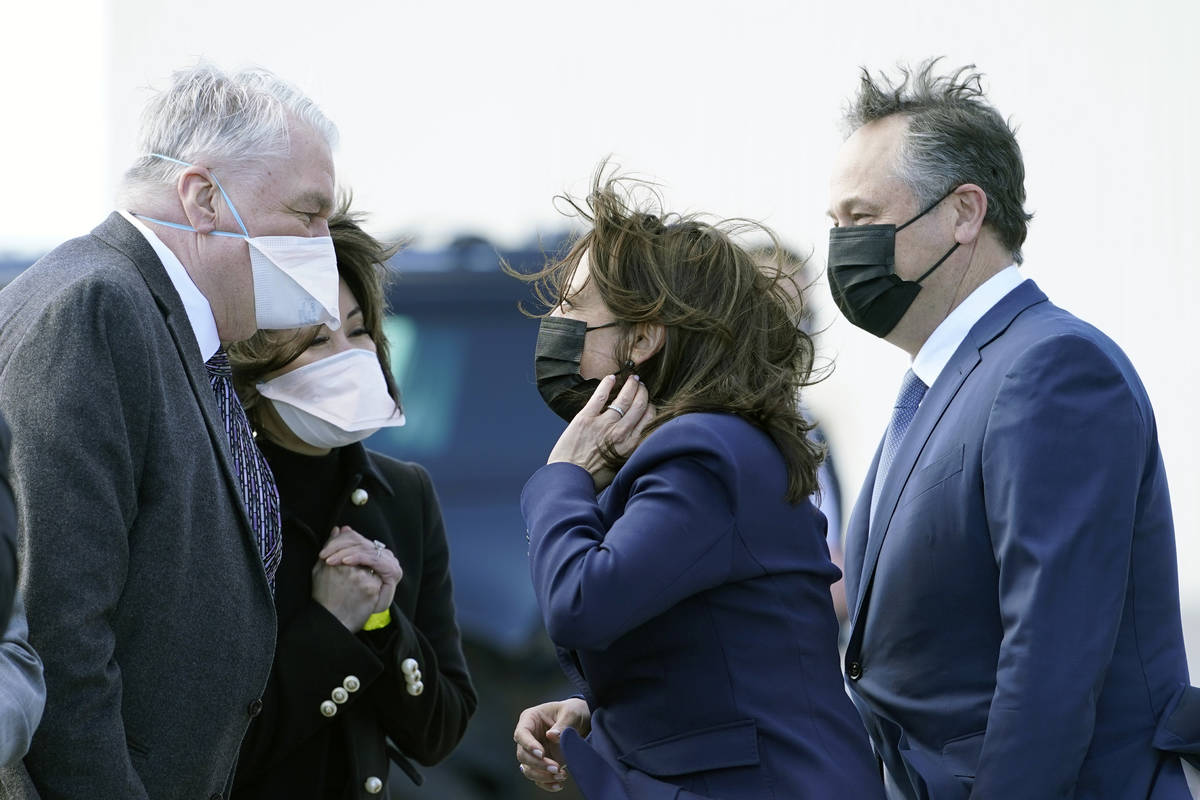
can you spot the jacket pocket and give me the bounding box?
[900,444,965,507]
[617,718,759,777]
[896,729,970,800]
[941,729,985,779]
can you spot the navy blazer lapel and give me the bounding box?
[844,440,881,619]
[849,279,1048,636]
[90,214,255,540]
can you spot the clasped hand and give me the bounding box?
[311,525,403,632]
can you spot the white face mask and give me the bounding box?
[133,153,341,331]
[256,348,406,450]
[246,235,340,330]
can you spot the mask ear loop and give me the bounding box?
[147,153,251,238]
[895,186,959,233]
[902,185,963,284]
[914,242,960,284]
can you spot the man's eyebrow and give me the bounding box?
[285,191,334,213]
[827,196,881,218]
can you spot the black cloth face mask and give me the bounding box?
[534,316,632,422]
[827,189,960,338]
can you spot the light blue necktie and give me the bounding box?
[870,369,928,525]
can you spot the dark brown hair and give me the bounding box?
[514,165,822,503]
[228,197,401,430]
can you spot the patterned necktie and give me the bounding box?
[205,349,282,591]
[870,368,929,525]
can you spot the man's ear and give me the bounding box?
[178,167,220,234]
[630,322,665,366]
[951,183,988,245]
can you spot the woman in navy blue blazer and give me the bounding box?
[512,167,884,800]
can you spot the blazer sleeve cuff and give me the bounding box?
[277,600,386,716]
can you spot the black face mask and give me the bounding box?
[534,316,632,422]
[827,190,960,338]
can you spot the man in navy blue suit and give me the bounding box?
[828,59,1195,798]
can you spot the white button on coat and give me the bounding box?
[407,680,424,697]
[364,776,383,794]
[343,675,361,692]
[350,488,369,506]
[332,687,349,704]
[401,658,419,677]
[319,700,337,717]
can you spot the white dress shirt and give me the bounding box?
[119,211,221,362]
[910,265,1025,388]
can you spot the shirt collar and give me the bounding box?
[120,210,221,362]
[911,265,1024,387]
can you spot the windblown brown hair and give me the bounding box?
[513,165,822,503]
[228,197,401,431]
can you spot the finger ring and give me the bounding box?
[373,539,386,556]
[605,404,625,418]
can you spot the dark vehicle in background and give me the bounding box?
[371,237,563,656]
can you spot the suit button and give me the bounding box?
[343,675,361,693]
[351,488,369,506]
[364,776,383,794]
[401,658,419,677]
[407,680,424,696]
[247,698,263,718]
[847,661,863,680]
[332,687,349,704]
[320,700,337,717]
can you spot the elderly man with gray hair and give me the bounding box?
[0,63,342,799]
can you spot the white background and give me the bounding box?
[3,0,1198,655]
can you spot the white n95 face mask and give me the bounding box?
[132,153,341,331]
[256,348,406,450]
[246,235,340,330]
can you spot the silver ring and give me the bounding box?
[373,539,386,556]
[605,404,626,418]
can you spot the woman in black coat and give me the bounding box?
[228,205,476,799]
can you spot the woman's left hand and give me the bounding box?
[548,374,654,491]
[319,525,403,613]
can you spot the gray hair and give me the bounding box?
[118,63,338,206]
[845,58,1033,264]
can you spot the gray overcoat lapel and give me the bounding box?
[90,213,258,548]
[848,279,1047,637]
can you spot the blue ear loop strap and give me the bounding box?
[131,153,250,239]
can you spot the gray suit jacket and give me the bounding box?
[0,213,277,799]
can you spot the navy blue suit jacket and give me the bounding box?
[523,413,884,799]
[843,280,1192,799]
